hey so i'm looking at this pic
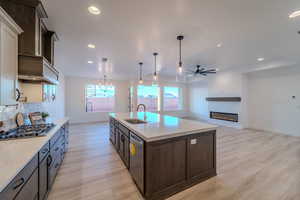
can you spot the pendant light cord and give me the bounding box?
[177,35,184,68]
[153,53,158,76]
[179,39,182,67]
[139,62,143,80]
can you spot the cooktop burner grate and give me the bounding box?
[0,123,55,141]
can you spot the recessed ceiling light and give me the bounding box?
[289,10,300,18]
[88,61,93,64]
[88,6,101,15]
[217,43,222,48]
[88,44,96,49]
[257,57,265,62]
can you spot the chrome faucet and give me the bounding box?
[136,104,146,112]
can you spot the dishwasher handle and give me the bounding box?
[130,133,143,144]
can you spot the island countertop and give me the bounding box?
[109,112,218,142]
[0,118,69,193]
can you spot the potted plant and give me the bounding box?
[41,112,49,122]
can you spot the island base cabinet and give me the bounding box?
[109,117,216,200]
[119,131,130,168]
[145,138,187,196]
[144,131,216,200]
[188,132,216,181]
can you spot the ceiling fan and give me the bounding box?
[186,65,218,76]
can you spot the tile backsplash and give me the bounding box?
[0,104,23,131]
[0,103,50,132]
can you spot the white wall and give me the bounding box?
[65,76,190,124]
[189,72,247,128]
[247,66,300,136]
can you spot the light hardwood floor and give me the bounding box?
[48,123,300,200]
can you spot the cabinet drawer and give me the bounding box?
[51,138,62,161]
[119,123,130,137]
[39,154,49,200]
[39,142,50,162]
[14,169,38,200]
[49,155,61,188]
[0,154,38,200]
[50,129,61,147]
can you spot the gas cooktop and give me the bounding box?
[0,123,55,141]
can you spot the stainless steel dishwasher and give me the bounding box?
[129,132,144,193]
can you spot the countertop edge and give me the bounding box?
[110,114,218,142]
[0,117,69,193]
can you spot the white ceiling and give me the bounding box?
[41,0,300,80]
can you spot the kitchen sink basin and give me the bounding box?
[124,119,147,124]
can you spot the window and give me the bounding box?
[85,85,115,112]
[163,87,181,111]
[137,85,160,111]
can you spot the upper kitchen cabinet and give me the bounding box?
[0,0,59,66]
[0,0,46,56]
[0,7,23,105]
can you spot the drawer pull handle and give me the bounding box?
[47,155,53,166]
[42,148,48,154]
[13,178,25,190]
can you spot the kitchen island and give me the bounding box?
[109,112,218,200]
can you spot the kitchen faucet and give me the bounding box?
[136,104,146,112]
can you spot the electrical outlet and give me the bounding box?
[191,139,197,145]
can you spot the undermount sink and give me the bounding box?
[124,119,147,124]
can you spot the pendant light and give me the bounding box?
[138,62,143,84]
[177,35,184,75]
[153,53,158,82]
[99,58,109,88]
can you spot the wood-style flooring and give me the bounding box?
[48,123,300,200]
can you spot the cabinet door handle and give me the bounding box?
[13,178,25,190]
[47,155,53,166]
[55,163,59,169]
[42,148,48,154]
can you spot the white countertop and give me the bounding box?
[110,112,218,142]
[0,118,69,192]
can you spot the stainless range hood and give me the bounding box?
[18,55,59,85]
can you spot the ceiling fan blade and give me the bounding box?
[205,71,217,74]
[205,69,217,72]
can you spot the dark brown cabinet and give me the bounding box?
[0,155,38,200]
[0,122,69,200]
[109,117,216,200]
[123,135,130,168]
[118,130,130,168]
[15,169,39,200]
[188,132,215,180]
[39,154,48,200]
[145,138,187,196]
[110,119,130,168]
[109,125,116,145]
[0,0,57,64]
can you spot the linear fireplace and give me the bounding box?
[210,111,238,122]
